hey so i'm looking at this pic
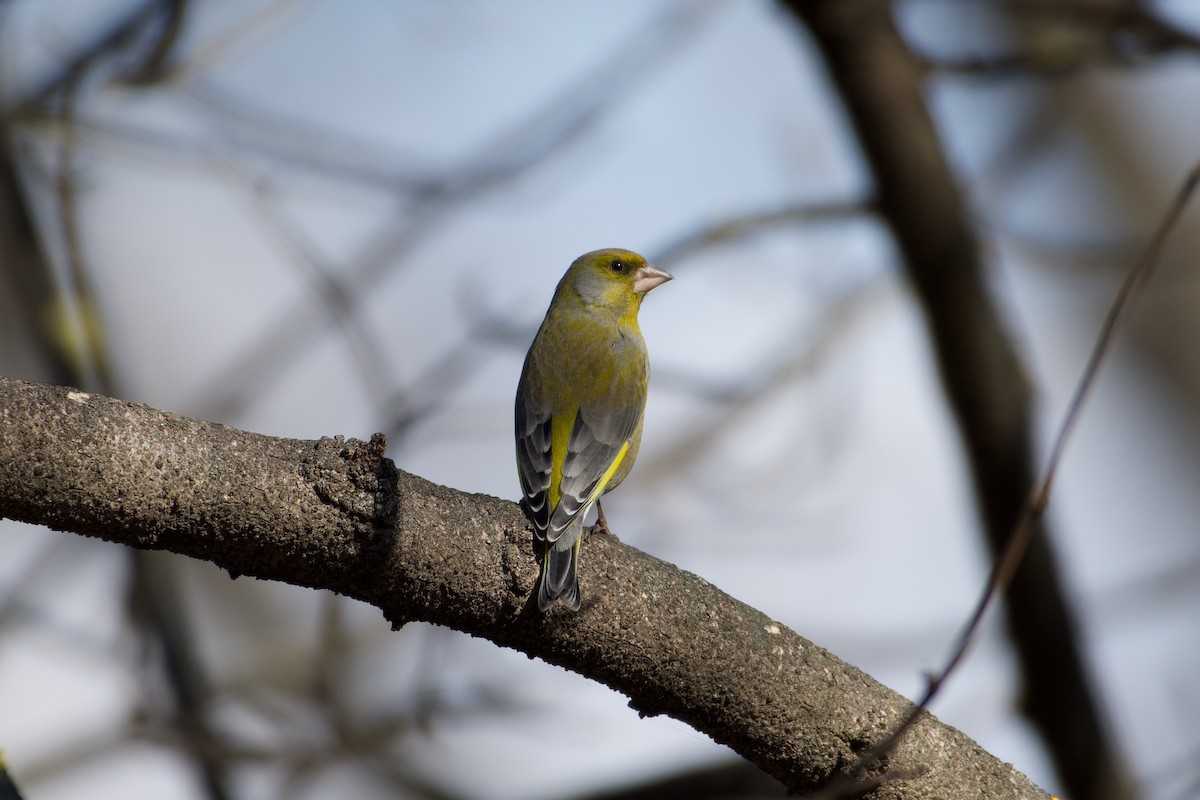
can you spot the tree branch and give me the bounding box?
[779,2,1135,797]
[0,376,1047,798]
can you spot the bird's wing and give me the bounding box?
[545,397,643,543]
[515,395,553,538]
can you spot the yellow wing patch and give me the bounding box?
[590,440,630,506]
[548,411,574,509]
[548,409,630,516]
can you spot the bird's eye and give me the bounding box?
[609,260,627,274]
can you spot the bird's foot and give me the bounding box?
[588,502,619,540]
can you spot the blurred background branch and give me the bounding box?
[782,2,1138,799]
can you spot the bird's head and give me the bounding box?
[560,248,672,318]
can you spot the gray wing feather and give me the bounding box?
[515,396,552,537]
[546,399,642,541]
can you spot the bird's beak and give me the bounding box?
[632,263,672,294]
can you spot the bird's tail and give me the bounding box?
[538,535,582,611]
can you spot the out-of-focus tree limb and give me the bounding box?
[652,200,870,266]
[0,376,1048,799]
[779,2,1136,799]
[121,0,189,85]
[7,0,180,116]
[914,1,1200,76]
[188,0,720,422]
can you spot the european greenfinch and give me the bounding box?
[515,248,672,611]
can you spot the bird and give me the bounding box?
[515,248,672,611]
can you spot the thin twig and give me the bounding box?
[652,200,871,266]
[814,162,1200,799]
[120,0,189,85]
[8,0,168,116]
[193,0,723,421]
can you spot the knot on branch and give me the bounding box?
[302,433,394,526]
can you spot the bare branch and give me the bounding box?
[192,0,723,421]
[120,0,189,85]
[915,0,1200,78]
[8,0,175,116]
[964,163,1200,651]
[0,376,1048,799]
[781,1,1138,797]
[652,200,871,266]
[802,163,1199,799]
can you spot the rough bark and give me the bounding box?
[0,377,1048,798]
